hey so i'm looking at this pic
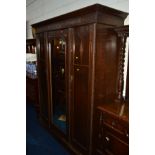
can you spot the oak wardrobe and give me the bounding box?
[32,4,129,155]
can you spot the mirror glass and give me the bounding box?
[50,37,67,134]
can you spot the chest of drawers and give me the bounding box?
[95,104,129,155]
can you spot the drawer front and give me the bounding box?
[101,112,129,141]
[95,109,129,155]
[102,131,129,155]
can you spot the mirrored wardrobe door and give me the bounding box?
[48,32,68,135]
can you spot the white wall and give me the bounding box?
[26,0,129,39]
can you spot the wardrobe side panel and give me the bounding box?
[94,24,118,105]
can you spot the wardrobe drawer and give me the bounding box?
[102,113,129,141]
[102,131,129,155]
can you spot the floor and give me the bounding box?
[26,102,70,155]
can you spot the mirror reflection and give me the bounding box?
[50,37,67,134]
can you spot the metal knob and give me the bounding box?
[105,136,110,142]
[75,56,79,59]
[76,68,80,71]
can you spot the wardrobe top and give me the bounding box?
[32,4,128,29]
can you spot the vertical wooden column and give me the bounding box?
[115,26,129,103]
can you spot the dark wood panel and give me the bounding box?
[74,25,90,65]
[36,33,49,120]
[26,77,38,103]
[38,34,46,60]
[39,71,48,119]
[71,65,90,153]
[94,24,118,104]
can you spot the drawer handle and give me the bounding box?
[105,136,110,142]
